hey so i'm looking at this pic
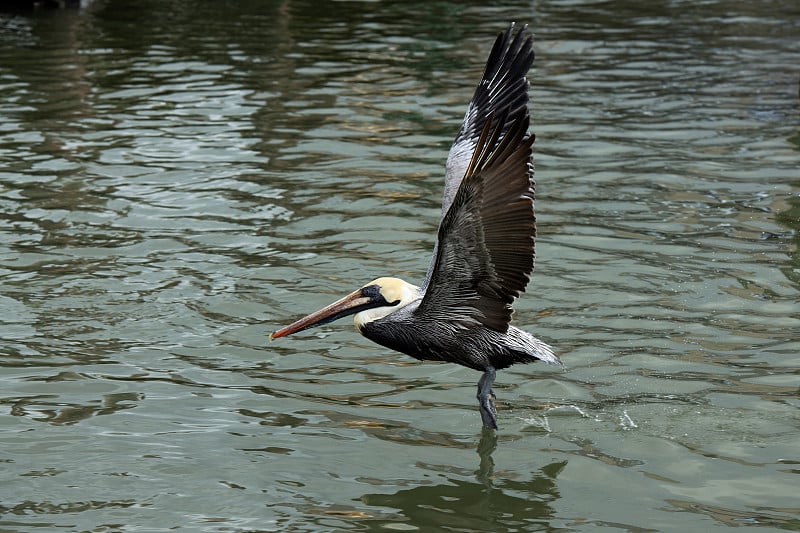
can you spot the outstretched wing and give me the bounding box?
[441,23,534,217]
[417,109,537,332]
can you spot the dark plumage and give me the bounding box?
[271,24,561,430]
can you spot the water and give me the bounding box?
[1,1,798,531]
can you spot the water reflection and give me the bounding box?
[9,390,141,425]
[665,500,800,530]
[360,456,567,531]
[775,172,800,287]
[2,0,799,531]
[476,429,497,484]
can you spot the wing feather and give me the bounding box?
[442,23,534,216]
[417,109,537,332]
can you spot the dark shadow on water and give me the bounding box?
[357,430,568,531]
[774,131,800,289]
[7,391,142,426]
[476,428,498,485]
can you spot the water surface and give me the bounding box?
[1,0,798,531]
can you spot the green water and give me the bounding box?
[1,1,798,531]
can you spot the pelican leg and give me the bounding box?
[477,367,498,430]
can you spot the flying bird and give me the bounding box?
[271,23,561,430]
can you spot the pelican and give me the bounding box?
[271,23,561,430]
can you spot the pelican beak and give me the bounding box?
[270,285,382,340]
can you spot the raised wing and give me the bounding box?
[442,23,534,217]
[417,109,536,332]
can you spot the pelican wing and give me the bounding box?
[417,109,536,332]
[442,23,534,217]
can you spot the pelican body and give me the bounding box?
[271,24,561,430]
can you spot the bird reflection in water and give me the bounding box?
[359,431,567,529]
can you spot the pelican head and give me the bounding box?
[270,277,419,340]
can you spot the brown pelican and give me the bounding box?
[271,23,561,430]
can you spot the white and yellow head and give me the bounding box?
[352,277,419,329]
[270,277,419,340]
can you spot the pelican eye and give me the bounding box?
[360,284,400,307]
[360,284,382,299]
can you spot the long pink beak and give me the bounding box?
[270,288,375,340]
